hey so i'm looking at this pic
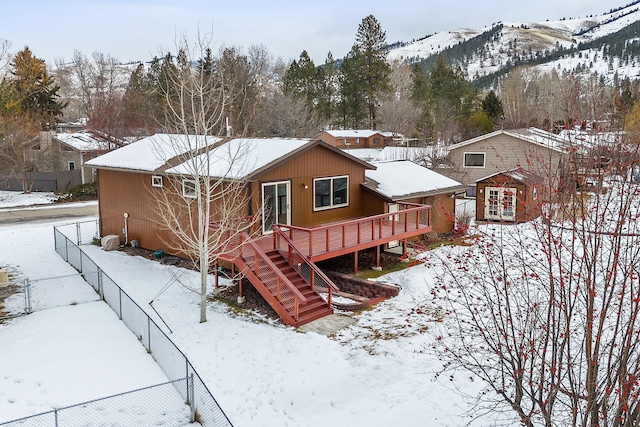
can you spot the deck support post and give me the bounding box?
[214,260,219,289]
[376,245,381,267]
[237,274,245,304]
[402,239,408,257]
[353,250,359,274]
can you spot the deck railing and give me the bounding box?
[236,233,307,323]
[275,203,432,259]
[272,225,339,308]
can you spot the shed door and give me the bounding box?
[262,181,290,234]
[485,187,516,221]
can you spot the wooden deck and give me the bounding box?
[268,203,432,261]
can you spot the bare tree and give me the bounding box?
[432,138,640,426]
[378,61,420,136]
[55,51,130,141]
[150,36,260,323]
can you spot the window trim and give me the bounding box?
[182,179,197,199]
[313,175,349,211]
[68,161,76,171]
[151,175,163,188]
[463,152,486,168]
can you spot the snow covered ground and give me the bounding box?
[0,191,497,426]
[0,190,58,209]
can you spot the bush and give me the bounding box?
[57,182,98,201]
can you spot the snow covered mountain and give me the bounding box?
[387,1,640,86]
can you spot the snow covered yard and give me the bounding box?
[0,190,58,209]
[0,192,500,426]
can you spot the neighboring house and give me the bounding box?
[55,131,117,184]
[361,160,467,235]
[314,129,393,149]
[87,134,433,327]
[475,168,543,223]
[1,130,114,192]
[446,128,567,197]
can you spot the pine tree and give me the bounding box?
[9,47,66,130]
[350,15,391,129]
[481,90,504,122]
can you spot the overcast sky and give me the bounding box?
[1,0,616,66]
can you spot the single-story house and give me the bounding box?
[476,168,543,223]
[86,134,434,326]
[314,129,394,149]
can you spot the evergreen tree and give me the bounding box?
[350,15,391,129]
[481,90,504,121]
[338,49,367,129]
[9,47,66,130]
[315,52,339,122]
[283,51,318,107]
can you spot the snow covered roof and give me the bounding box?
[341,148,382,161]
[166,138,313,179]
[322,129,384,138]
[86,134,222,172]
[374,146,435,163]
[364,160,465,200]
[86,134,369,179]
[447,128,568,153]
[56,132,112,151]
[476,167,543,184]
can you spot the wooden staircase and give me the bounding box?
[226,234,336,327]
[264,249,334,325]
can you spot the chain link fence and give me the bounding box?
[52,224,233,427]
[0,377,194,427]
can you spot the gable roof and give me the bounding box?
[362,160,465,201]
[319,129,384,139]
[56,131,113,151]
[86,134,374,178]
[476,167,543,185]
[447,128,567,154]
[86,133,222,172]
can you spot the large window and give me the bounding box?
[464,152,486,168]
[314,176,348,210]
[182,179,197,198]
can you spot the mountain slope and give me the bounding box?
[387,1,640,87]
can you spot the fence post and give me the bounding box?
[98,269,104,300]
[76,222,82,245]
[118,288,122,320]
[54,408,59,427]
[189,373,196,423]
[24,278,32,314]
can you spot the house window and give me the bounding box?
[342,138,347,145]
[355,138,360,145]
[373,138,380,144]
[464,152,485,168]
[182,179,197,198]
[152,175,163,188]
[314,176,348,210]
[68,161,75,171]
[533,186,538,200]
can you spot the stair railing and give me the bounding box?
[237,233,307,322]
[272,225,339,308]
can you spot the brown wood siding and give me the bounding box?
[97,169,251,256]
[97,169,171,252]
[250,145,370,229]
[315,131,386,149]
